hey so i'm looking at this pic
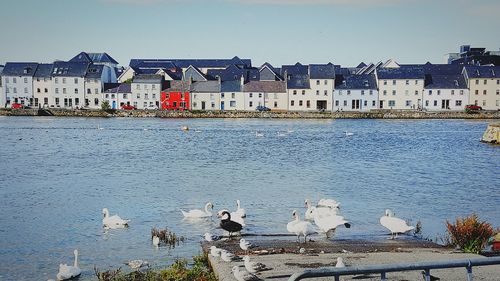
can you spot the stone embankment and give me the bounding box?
[1,108,500,119]
[481,123,500,144]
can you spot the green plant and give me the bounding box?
[446,214,494,254]
[101,100,111,111]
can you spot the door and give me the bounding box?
[112,101,116,109]
[221,101,225,111]
[201,101,206,110]
[441,99,450,109]
[379,100,384,109]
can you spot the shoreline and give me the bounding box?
[1,108,500,119]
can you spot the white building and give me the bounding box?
[243,80,287,111]
[376,65,425,110]
[131,74,164,109]
[220,80,244,111]
[50,61,88,108]
[423,74,469,111]
[0,64,5,107]
[103,83,132,109]
[33,64,53,108]
[463,66,500,110]
[1,62,38,107]
[84,64,116,109]
[334,74,378,111]
[190,81,221,110]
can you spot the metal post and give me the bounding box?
[466,260,473,281]
[381,271,387,281]
[334,276,340,281]
[424,269,431,281]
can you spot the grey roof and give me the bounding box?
[132,74,163,83]
[129,56,251,69]
[104,83,131,93]
[281,63,310,89]
[424,74,467,89]
[52,61,89,77]
[376,66,425,80]
[221,80,242,92]
[85,64,104,79]
[207,65,259,82]
[309,63,335,79]
[190,81,220,92]
[34,63,54,78]
[335,74,377,90]
[2,62,38,76]
[165,80,190,92]
[243,81,286,93]
[70,52,119,65]
[464,66,500,78]
[423,63,464,75]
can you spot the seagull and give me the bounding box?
[210,246,222,257]
[243,256,269,274]
[239,238,256,253]
[336,257,345,268]
[125,260,149,271]
[204,232,221,242]
[232,266,260,281]
[380,209,415,239]
[220,250,238,262]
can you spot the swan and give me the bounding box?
[181,202,213,218]
[304,199,317,221]
[232,266,260,281]
[287,210,316,243]
[317,198,341,209]
[277,131,287,137]
[56,249,81,280]
[234,199,246,218]
[243,256,269,274]
[336,257,345,268]
[210,246,222,257]
[102,208,129,228]
[239,238,256,253]
[217,209,245,226]
[313,209,351,238]
[182,126,189,131]
[380,209,415,239]
[152,235,160,247]
[220,250,238,262]
[219,211,243,237]
[204,232,221,242]
[345,131,353,136]
[255,132,264,137]
[125,260,149,271]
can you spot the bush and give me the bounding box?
[446,214,494,254]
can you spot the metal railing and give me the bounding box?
[288,256,500,281]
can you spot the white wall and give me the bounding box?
[288,78,334,111]
[377,79,424,110]
[244,92,265,111]
[220,92,245,111]
[191,92,221,110]
[131,82,161,109]
[33,77,52,108]
[423,89,469,111]
[2,75,34,107]
[264,92,288,111]
[51,76,86,108]
[333,89,378,112]
[467,78,500,110]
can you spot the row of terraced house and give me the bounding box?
[1,46,500,112]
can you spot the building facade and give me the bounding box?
[423,74,469,111]
[376,66,425,110]
[33,64,53,108]
[131,74,164,109]
[103,83,132,109]
[334,74,378,111]
[190,81,221,110]
[463,66,500,110]
[1,62,38,107]
[161,80,190,110]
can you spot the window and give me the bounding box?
[249,101,253,107]
[497,79,499,85]
[63,88,66,94]
[152,93,156,99]
[316,90,319,95]
[460,90,464,95]
[306,100,310,108]
[62,78,66,84]
[415,80,419,85]
[343,100,347,106]
[405,80,409,85]
[475,90,479,95]
[370,90,373,95]
[75,98,79,105]
[145,93,149,100]
[372,100,376,106]
[5,77,8,83]
[74,89,78,94]
[24,77,28,83]
[335,100,339,106]
[105,94,109,99]
[152,84,156,90]
[37,88,41,93]
[293,90,297,95]
[230,101,236,107]
[221,93,225,98]
[274,101,278,108]
[249,93,253,98]
[364,100,367,107]
[24,87,28,94]
[55,98,59,105]
[482,100,486,106]
[437,90,441,95]
[301,90,305,95]
[55,88,59,94]
[392,90,396,96]
[87,89,91,94]
[347,90,351,95]
[451,90,455,95]
[383,90,387,96]
[434,100,438,106]
[144,102,147,108]
[426,100,429,106]
[383,80,387,85]
[123,94,127,99]
[55,78,58,84]
[133,102,137,108]
[361,90,365,95]
[316,80,320,85]
[258,93,262,98]
[13,78,17,83]
[299,100,303,106]
[429,90,432,95]
[405,90,409,96]
[388,100,396,107]
[5,88,9,94]
[136,84,140,90]
[484,80,487,85]
[392,80,396,85]
[324,80,327,85]
[456,100,462,106]
[324,90,328,96]
[44,88,48,93]
[497,90,500,95]
[483,90,487,95]
[137,93,140,99]
[13,88,17,94]
[497,100,499,106]
[475,80,479,85]
[406,100,411,107]
[95,88,98,94]
[144,84,148,90]
[74,78,78,84]
[231,93,235,99]
[291,100,295,106]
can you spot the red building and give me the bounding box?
[161,81,190,111]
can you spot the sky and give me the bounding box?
[1,0,499,68]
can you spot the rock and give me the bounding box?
[481,123,500,144]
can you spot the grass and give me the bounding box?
[446,214,494,254]
[94,253,216,281]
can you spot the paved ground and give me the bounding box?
[203,236,500,281]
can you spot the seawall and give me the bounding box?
[1,108,499,119]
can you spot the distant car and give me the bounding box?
[146,105,158,110]
[465,105,482,111]
[256,106,271,112]
[11,103,24,109]
[121,104,136,110]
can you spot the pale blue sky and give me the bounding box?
[1,0,499,67]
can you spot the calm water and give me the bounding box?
[0,116,499,280]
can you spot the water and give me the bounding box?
[0,116,499,280]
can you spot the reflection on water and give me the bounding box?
[0,117,499,280]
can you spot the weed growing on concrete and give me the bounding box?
[446,214,494,254]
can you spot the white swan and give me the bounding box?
[243,256,269,274]
[313,208,351,238]
[181,202,213,218]
[239,238,256,253]
[232,266,260,281]
[255,132,264,137]
[152,235,160,247]
[317,198,341,209]
[380,209,415,239]
[210,246,222,257]
[56,249,81,280]
[217,209,245,226]
[234,199,246,218]
[287,210,316,243]
[102,208,129,228]
[304,199,317,221]
[336,257,345,268]
[277,131,287,137]
[345,131,353,136]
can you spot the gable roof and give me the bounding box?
[463,66,500,78]
[33,63,54,78]
[376,66,425,80]
[282,63,310,89]
[104,83,131,94]
[52,61,89,77]
[70,52,119,65]
[2,62,39,76]
[309,63,335,79]
[132,74,163,83]
[85,64,105,79]
[165,80,190,92]
[243,81,286,93]
[221,80,242,92]
[129,56,252,69]
[259,62,282,81]
[423,63,464,75]
[184,65,207,82]
[190,81,220,92]
[424,74,467,89]
[207,65,260,82]
[335,74,377,90]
